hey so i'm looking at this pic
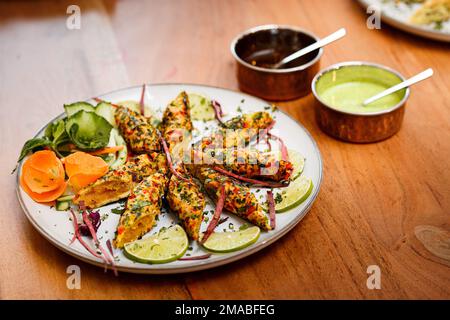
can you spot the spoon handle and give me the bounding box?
[275,28,346,68]
[363,68,434,106]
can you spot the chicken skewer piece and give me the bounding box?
[160,91,193,156]
[115,105,161,154]
[73,153,167,209]
[194,111,274,151]
[188,166,271,231]
[161,92,206,240]
[191,148,293,182]
[114,172,168,248]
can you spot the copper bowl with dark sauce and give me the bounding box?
[231,25,323,101]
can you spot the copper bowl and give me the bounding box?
[311,62,410,143]
[231,25,323,101]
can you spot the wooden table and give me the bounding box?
[1,0,449,300]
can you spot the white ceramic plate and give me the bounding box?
[16,84,322,274]
[358,0,450,42]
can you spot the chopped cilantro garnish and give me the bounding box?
[274,193,283,204]
[239,224,249,231]
[111,206,126,215]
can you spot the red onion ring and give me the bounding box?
[178,253,212,261]
[82,210,118,276]
[68,210,102,259]
[268,133,289,162]
[93,97,120,108]
[106,239,114,258]
[159,133,192,184]
[200,185,226,244]
[212,166,289,188]
[211,100,226,126]
[267,190,276,230]
[139,84,146,116]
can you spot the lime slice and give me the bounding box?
[273,176,313,213]
[117,100,160,127]
[123,225,189,264]
[202,226,260,253]
[287,149,305,180]
[260,149,310,213]
[188,93,215,121]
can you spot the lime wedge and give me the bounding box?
[117,100,160,127]
[202,226,260,253]
[273,176,313,213]
[287,149,305,180]
[124,225,188,264]
[188,93,215,121]
[260,149,310,212]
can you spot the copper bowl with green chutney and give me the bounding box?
[312,62,410,143]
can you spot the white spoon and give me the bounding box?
[363,68,434,106]
[272,28,346,69]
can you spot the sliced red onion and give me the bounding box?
[259,120,276,140]
[267,190,276,230]
[159,133,192,183]
[82,210,118,276]
[254,120,275,152]
[269,133,289,162]
[78,210,101,237]
[265,135,272,151]
[68,210,102,259]
[201,185,226,244]
[106,239,114,257]
[93,97,120,108]
[211,100,226,126]
[105,240,118,276]
[139,84,146,116]
[178,253,212,261]
[212,99,224,117]
[212,166,289,188]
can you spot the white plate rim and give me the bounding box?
[16,83,323,274]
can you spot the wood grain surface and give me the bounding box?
[0,0,449,299]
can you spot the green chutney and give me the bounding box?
[315,65,407,114]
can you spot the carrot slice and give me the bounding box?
[63,152,108,177]
[27,150,62,172]
[22,150,65,193]
[23,162,63,193]
[20,173,67,203]
[68,172,105,192]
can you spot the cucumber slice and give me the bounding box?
[64,102,95,117]
[102,130,117,166]
[95,102,116,127]
[65,110,112,150]
[110,129,127,169]
[57,195,74,202]
[56,200,70,211]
